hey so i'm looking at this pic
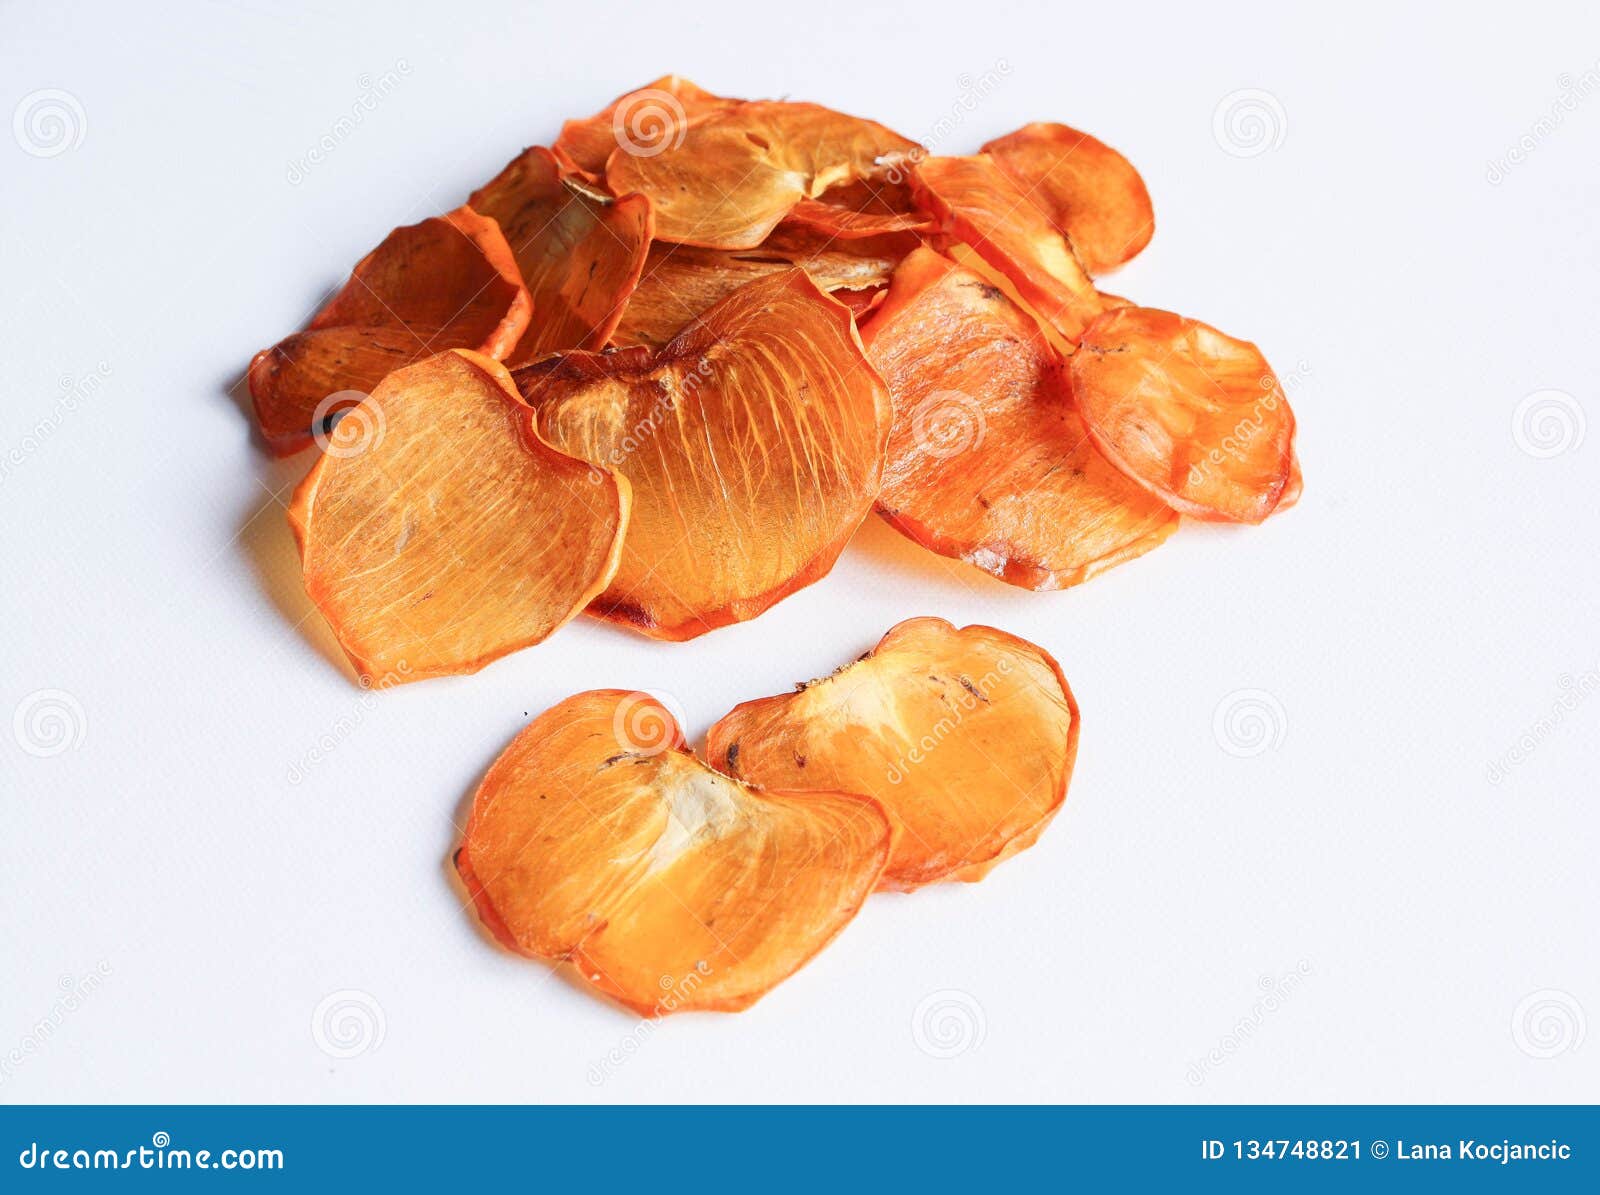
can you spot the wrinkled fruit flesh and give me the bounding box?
[606,101,920,249]
[456,689,892,1014]
[248,206,529,455]
[912,154,1104,343]
[514,268,892,640]
[861,247,1176,589]
[980,122,1154,275]
[783,178,935,239]
[287,350,629,682]
[708,617,1079,891]
[1069,306,1295,523]
[553,75,740,177]
[469,146,652,366]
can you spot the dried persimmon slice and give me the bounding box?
[248,206,530,456]
[553,75,739,177]
[861,247,1175,589]
[514,269,892,639]
[980,122,1154,274]
[1070,306,1295,523]
[606,101,920,249]
[287,350,628,683]
[782,178,935,239]
[1277,455,1304,511]
[911,154,1104,343]
[469,146,652,366]
[456,690,891,1014]
[708,617,1079,891]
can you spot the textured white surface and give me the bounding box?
[2,0,1596,1103]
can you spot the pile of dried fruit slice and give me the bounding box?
[457,618,1078,1012]
[250,75,1301,683]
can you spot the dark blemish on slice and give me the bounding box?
[725,741,741,774]
[794,752,807,768]
[957,675,989,703]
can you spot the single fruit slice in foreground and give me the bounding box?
[469,146,653,366]
[553,75,740,176]
[606,101,919,249]
[288,350,629,683]
[514,269,892,639]
[980,122,1154,274]
[912,154,1104,343]
[248,206,530,455]
[456,689,892,1014]
[1070,306,1295,523]
[708,617,1079,891]
[862,247,1176,589]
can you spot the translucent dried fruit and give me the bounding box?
[553,75,740,177]
[783,178,935,239]
[980,122,1154,274]
[287,350,628,683]
[610,227,914,348]
[912,154,1103,342]
[248,207,529,456]
[469,146,652,366]
[456,689,891,1014]
[1277,455,1303,511]
[515,269,892,638]
[708,617,1079,891]
[861,248,1175,589]
[1070,306,1295,523]
[606,101,920,249]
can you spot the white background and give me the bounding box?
[3,0,1596,1104]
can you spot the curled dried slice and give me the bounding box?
[783,179,935,239]
[456,690,891,1014]
[611,227,914,348]
[980,122,1154,274]
[1070,306,1295,523]
[1276,455,1303,512]
[469,146,652,366]
[553,75,740,177]
[248,207,530,456]
[861,248,1175,589]
[606,101,920,249]
[912,155,1103,342]
[708,617,1079,891]
[287,350,628,683]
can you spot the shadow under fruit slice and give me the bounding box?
[248,206,530,456]
[469,146,653,367]
[455,689,892,1014]
[980,122,1154,275]
[606,101,919,249]
[1069,306,1295,523]
[861,247,1176,590]
[287,350,629,683]
[707,617,1080,892]
[553,75,740,177]
[911,154,1104,343]
[513,268,892,640]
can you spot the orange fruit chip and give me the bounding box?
[514,269,892,639]
[610,227,915,348]
[911,154,1104,343]
[861,247,1175,589]
[708,617,1079,891]
[553,75,740,177]
[456,689,892,1014]
[248,206,529,456]
[287,350,629,683]
[1070,306,1296,523]
[469,146,653,366]
[606,101,920,249]
[783,178,935,239]
[980,122,1154,275]
[1277,455,1304,511]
